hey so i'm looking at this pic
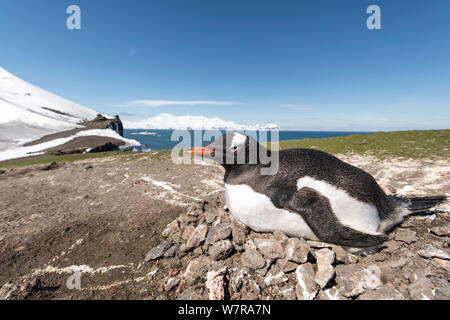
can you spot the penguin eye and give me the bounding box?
[230,145,238,152]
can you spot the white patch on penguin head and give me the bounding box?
[230,133,247,149]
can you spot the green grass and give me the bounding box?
[1,130,448,169]
[272,129,450,159]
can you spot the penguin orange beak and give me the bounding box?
[189,147,214,155]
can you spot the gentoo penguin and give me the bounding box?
[191,133,447,251]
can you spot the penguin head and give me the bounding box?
[190,132,259,166]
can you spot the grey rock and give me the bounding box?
[314,248,336,289]
[161,219,179,237]
[241,249,266,270]
[276,258,298,273]
[381,240,403,254]
[163,243,180,258]
[183,256,211,285]
[254,238,286,260]
[204,211,218,224]
[333,246,352,264]
[279,285,297,300]
[181,225,196,241]
[264,266,289,286]
[430,225,450,237]
[144,240,172,261]
[231,224,247,246]
[285,237,310,263]
[306,240,335,249]
[335,264,382,298]
[418,245,450,260]
[358,282,405,300]
[231,216,250,234]
[394,228,417,244]
[182,224,208,252]
[408,276,450,300]
[317,287,348,300]
[295,263,318,300]
[208,240,234,261]
[206,223,232,244]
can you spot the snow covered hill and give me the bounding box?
[0,67,139,161]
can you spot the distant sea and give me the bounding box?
[124,129,372,152]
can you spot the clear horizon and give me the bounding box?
[1,0,449,131]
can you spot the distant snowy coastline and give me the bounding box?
[123,113,278,131]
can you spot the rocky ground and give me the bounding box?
[0,152,448,300]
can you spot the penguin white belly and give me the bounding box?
[296,176,380,235]
[224,183,319,240]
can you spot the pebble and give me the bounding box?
[358,282,405,300]
[335,264,383,298]
[417,245,450,260]
[314,248,336,289]
[208,240,234,261]
[144,240,172,261]
[295,263,318,300]
[285,238,310,263]
[206,223,232,244]
[430,225,450,237]
[182,224,208,252]
[241,249,266,270]
[254,238,286,260]
[394,228,417,244]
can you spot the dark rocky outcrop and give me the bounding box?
[23,114,128,155]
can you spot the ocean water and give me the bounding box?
[124,129,372,152]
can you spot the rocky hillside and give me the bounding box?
[0,67,139,161]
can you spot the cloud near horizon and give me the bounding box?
[123,100,242,107]
[123,113,278,130]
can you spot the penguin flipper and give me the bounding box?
[284,187,388,248]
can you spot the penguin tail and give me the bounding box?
[406,195,447,213]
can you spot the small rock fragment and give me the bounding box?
[279,285,296,300]
[314,248,336,289]
[335,264,383,298]
[254,238,285,260]
[276,258,298,273]
[181,225,195,241]
[418,245,450,260]
[163,244,180,258]
[241,249,266,270]
[165,277,180,291]
[161,220,179,237]
[306,240,335,249]
[204,211,218,224]
[333,246,351,264]
[358,282,405,300]
[205,268,228,300]
[382,240,403,254]
[144,240,172,261]
[285,238,310,263]
[208,240,234,261]
[206,223,232,244]
[394,228,417,244]
[183,256,211,285]
[264,267,289,286]
[430,225,450,237]
[182,224,208,252]
[295,263,318,300]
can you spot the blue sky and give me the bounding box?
[1,0,449,130]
